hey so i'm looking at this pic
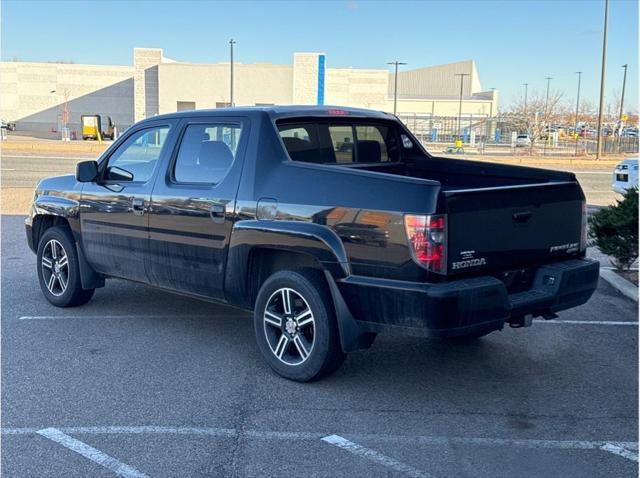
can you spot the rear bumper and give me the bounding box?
[337,258,599,337]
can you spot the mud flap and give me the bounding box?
[76,243,105,290]
[324,270,376,353]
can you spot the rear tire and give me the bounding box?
[36,226,95,307]
[254,269,345,382]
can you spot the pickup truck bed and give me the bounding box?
[25,105,599,381]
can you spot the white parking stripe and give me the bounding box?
[532,319,638,326]
[4,426,637,464]
[322,434,432,478]
[37,428,149,478]
[18,314,247,320]
[601,443,639,462]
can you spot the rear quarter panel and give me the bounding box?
[235,114,440,281]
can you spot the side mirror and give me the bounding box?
[76,160,99,182]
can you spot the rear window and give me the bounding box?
[278,121,399,164]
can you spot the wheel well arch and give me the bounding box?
[31,215,72,248]
[246,247,324,306]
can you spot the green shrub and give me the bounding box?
[588,188,638,270]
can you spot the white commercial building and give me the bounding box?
[0,48,498,133]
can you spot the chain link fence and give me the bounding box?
[397,113,639,155]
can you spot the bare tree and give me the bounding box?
[505,90,564,152]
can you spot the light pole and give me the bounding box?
[522,83,529,134]
[455,73,470,139]
[50,88,70,140]
[596,0,609,159]
[574,72,582,156]
[543,76,552,155]
[229,38,236,107]
[619,63,628,122]
[387,61,406,115]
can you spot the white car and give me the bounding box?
[515,134,531,147]
[612,158,639,194]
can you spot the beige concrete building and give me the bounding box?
[0,48,497,133]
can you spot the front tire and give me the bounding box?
[254,269,345,382]
[36,226,95,307]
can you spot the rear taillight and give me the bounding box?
[580,201,588,251]
[404,214,447,273]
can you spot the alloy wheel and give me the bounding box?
[263,287,316,366]
[41,239,69,297]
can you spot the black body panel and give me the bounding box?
[25,106,599,346]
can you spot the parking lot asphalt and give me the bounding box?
[1,214,638,477]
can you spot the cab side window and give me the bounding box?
[173,123,242,184]
[106,126,170,182]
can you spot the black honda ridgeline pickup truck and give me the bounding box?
[26,106,599,381]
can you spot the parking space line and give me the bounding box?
[18,314,247,320]
[322,434,432,478]
[532,319,638,326]
[37,427,149,478]
[601,443,639,462]
[5,426,637,465]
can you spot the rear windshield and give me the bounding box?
[278,121,400,164]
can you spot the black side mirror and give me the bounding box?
[76,160,99,182]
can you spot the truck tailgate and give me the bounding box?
[443,181,585,276]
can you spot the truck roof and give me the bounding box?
[144,105,395,123]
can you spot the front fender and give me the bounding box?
[225,220,349,307]
[32,194,80,219]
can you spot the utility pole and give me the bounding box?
[596,0,609,159]
[543,76,552,155]
[229,38,236,107]
[522,83,529,133]
[387,61,406,115]
[619,63,628,121]
[455,73,470,139]
[574,71,582,156]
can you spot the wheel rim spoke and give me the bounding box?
[42,257,53,270]
[264,310,283,328]
[58,272,68,291]
[295,310,313,328]
[58,255,68,268]
[281,289,292,315]
[274,334,289,359]
[50,242,57,259]
[293,335,310,360]
[47,273,57,292]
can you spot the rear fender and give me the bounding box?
[225,220,349,306]
[226,220,373,352]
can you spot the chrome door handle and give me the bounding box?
[132,198,145,216]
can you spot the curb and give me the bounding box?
[599,267,638,302]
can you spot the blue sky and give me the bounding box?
[2,0,638,111]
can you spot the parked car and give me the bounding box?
[25,106,599,381]
[1,119,16,131]
[612,158,639,194]
[515,134,531,147]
